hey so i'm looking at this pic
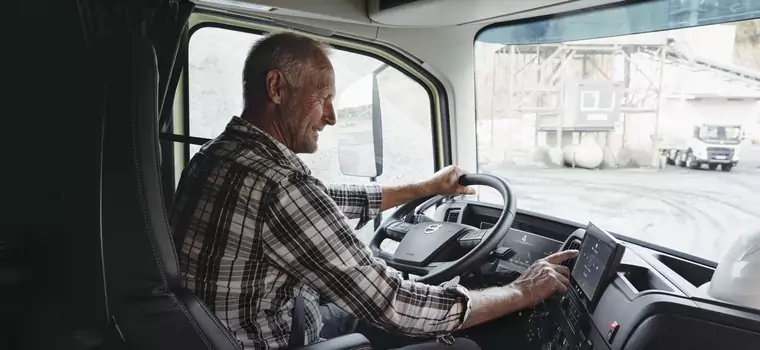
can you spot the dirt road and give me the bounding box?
[477,160,759,262]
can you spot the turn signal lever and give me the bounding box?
[489,247,520,281]
[490,247,517,261]
[465,247,520,288]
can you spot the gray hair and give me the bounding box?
[242,32,331,106]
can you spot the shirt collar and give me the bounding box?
[222,116,311,175]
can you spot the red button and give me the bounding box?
[607,321,620,343]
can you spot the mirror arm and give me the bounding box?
[371,176,383,231]
[337,68,387,178]
[372,63,389,76]
[371,71,384,177]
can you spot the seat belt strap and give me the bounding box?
[288,292,306,349]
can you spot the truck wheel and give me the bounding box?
[685,151,699,169]
[676,152,686,167]
[721,164,733,172]
[708,164,719,171]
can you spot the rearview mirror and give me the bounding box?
[335,67,385,178]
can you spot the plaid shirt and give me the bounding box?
[171,117,471,349]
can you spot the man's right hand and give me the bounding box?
[459,249,580,330]
[511,250,579,308]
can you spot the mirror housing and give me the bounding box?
[335,65,387,178]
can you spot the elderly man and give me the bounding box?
[171,32,576,350]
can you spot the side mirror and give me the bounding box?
[335,66,386,178]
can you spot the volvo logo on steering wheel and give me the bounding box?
[424,224,442,234]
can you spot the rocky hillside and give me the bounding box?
[733,19,760,70]
[733,19,760,143]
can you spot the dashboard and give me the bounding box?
[435,199,760,350]
[455,203,563,271]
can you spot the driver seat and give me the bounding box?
[100,33,371,350]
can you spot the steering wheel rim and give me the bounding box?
[369,173,516,285]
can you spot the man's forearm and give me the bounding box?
[459,285,531,329]
[380,166,475,211]
[380,182,433,211]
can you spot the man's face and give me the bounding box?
[282,57,336,154]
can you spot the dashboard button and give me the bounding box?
[387,222,413,240]
[458,239,480,249]
[391,222,411,233]
[462,230,479,239]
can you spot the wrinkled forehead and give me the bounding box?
[314,50,334,79]
[307,57,335,93]
[312,47,333,68]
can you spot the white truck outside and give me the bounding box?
[660,96,756,171]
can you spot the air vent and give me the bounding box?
[445,209,461,223]
[378,0,418,11]
[562,239,582,270]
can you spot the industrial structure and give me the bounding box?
[482,20,760,169]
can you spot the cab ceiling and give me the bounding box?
[194,0,626,27]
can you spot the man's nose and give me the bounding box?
[324,102,336,126]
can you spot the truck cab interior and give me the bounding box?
[4,0,760,350]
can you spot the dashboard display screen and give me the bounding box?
[570,223,624,309]
[502,229,562,268]
[572,233,612,301]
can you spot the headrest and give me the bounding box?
[699,230,760,310]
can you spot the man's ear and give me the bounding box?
[265,70,286,105]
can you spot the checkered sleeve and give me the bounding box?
[325,183,382,229]
[262,174,471,338]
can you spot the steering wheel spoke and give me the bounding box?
[458,228,491,249]
[384,220,413,241]
[387,260,456,280]
[423,261,456,277]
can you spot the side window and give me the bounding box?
[299,49,435,186]
[187,28,265,154]
[184,27,436,243]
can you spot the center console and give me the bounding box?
[528,223,624,350]
[521,220,760,350]
[437,200,760,349]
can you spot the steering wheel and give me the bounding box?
[369,174,516,285]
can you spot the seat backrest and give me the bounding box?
[100,33,242,350]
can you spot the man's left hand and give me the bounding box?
[420,165,476,196]
[379,166,476,211]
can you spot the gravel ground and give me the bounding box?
[476,144,760,263]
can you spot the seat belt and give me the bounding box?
[288,292,306,349]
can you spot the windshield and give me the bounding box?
[702,125,742,141]
[474,0,760,262]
